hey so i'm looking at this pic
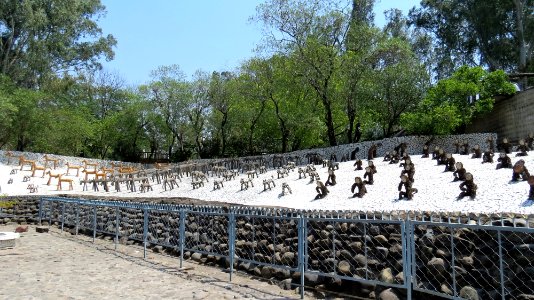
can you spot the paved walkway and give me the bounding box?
[0,225,303,300]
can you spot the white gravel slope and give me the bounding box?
[1,152,533,215]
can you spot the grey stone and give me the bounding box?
[378,268,394,284]
[277,278,292,290]
[440,283,453,295]
[191,252,203,262]
[337,260,352,274]
[459,286,479,300]
[377,288,400,300]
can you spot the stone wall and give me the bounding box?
[189,133,497,169]
[2,197,533,299]
[467,88,534,143]
[1,133,496,173]
[0,151,140,169]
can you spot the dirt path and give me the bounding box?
[0,225,305,300]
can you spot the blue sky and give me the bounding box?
[99,0,419,86]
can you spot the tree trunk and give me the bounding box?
[322,93,337,146]
[514,0,528,89]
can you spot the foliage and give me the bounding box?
[0,0,116,87]
[408,0,534,82]
[0,1,526,162]
[401,66,516,135]
[0,199,17,209]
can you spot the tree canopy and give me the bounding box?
[0,0,521,162]
[0,0,116,87]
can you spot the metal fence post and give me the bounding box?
[179,210,186,268]
[298,215,305,299]
[75,202,79,235]
[115,206,119,250]
[93,205,97,243]
[38,198,43,225]
[450,229,457,297]
[402,220,412,300]
[364,223,368,280]
[143,208,149,259]
[61,202,65,232]
[48,201,53,227]
[332,220,336,275]
[498,230,506,299]
[229,210,236,281]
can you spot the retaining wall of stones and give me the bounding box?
[2,196,533,299]
[0,133,497,171]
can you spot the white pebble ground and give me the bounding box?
[1,152,533,215]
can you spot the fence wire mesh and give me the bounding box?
[118,207,145,242]
[146,209,181,248]
[235,214,300,270]
[183,212,230,258]
[412,222,534,299]
[37,197,533,300]
[306,218,406,287]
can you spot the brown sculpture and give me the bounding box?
[499,138,512,154]
[389,151,400,164]
[400,157,414,169]
[398,175,418,200]
[367,144,378,160]
[57,175,74,191]
[527,133,534,150]
[315,180,329,199]
[363,167,374,185]
[486,136,495,153]
[512,159,530,182]
[421,144,430,158]
[496,153,513,169]
[368,161,377,174]
[45,170,61,186]
[401,164,415,183]
[383,151,391,162]
[31,162,46,177]
[351,177,367,198]
[43,154,60,169]
[528,176,534,200]
[460,140,469,155]
[471,145,482,159]
[353,159,363,171]
[458,173,477,199]
[482,149,494,164]
[515,139,529,157]
[325,168,337,186]
[437,149,447,166]
[432,146,441,160]
[453,140,461,154]
[444,153,456,172]
[453,162,467,181]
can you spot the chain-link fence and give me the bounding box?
[37,197,533,299]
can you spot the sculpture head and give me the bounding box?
[400,175,408,183]
[455,162,463,169]
[465,173,473,181]
[355,177,362,184]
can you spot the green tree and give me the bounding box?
[0,76,19,148]
[401,66,516,135]
[342,0,380,143]
[409,0,534,85]
[365,37,429,137]
[0,0,116,87]
[255,0,350,146]
[187,71,210,158]
[208,71,235,157]
[143,65,191,159]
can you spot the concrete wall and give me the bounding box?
[467,88,534,142]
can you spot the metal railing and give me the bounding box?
[37,197,533,299]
